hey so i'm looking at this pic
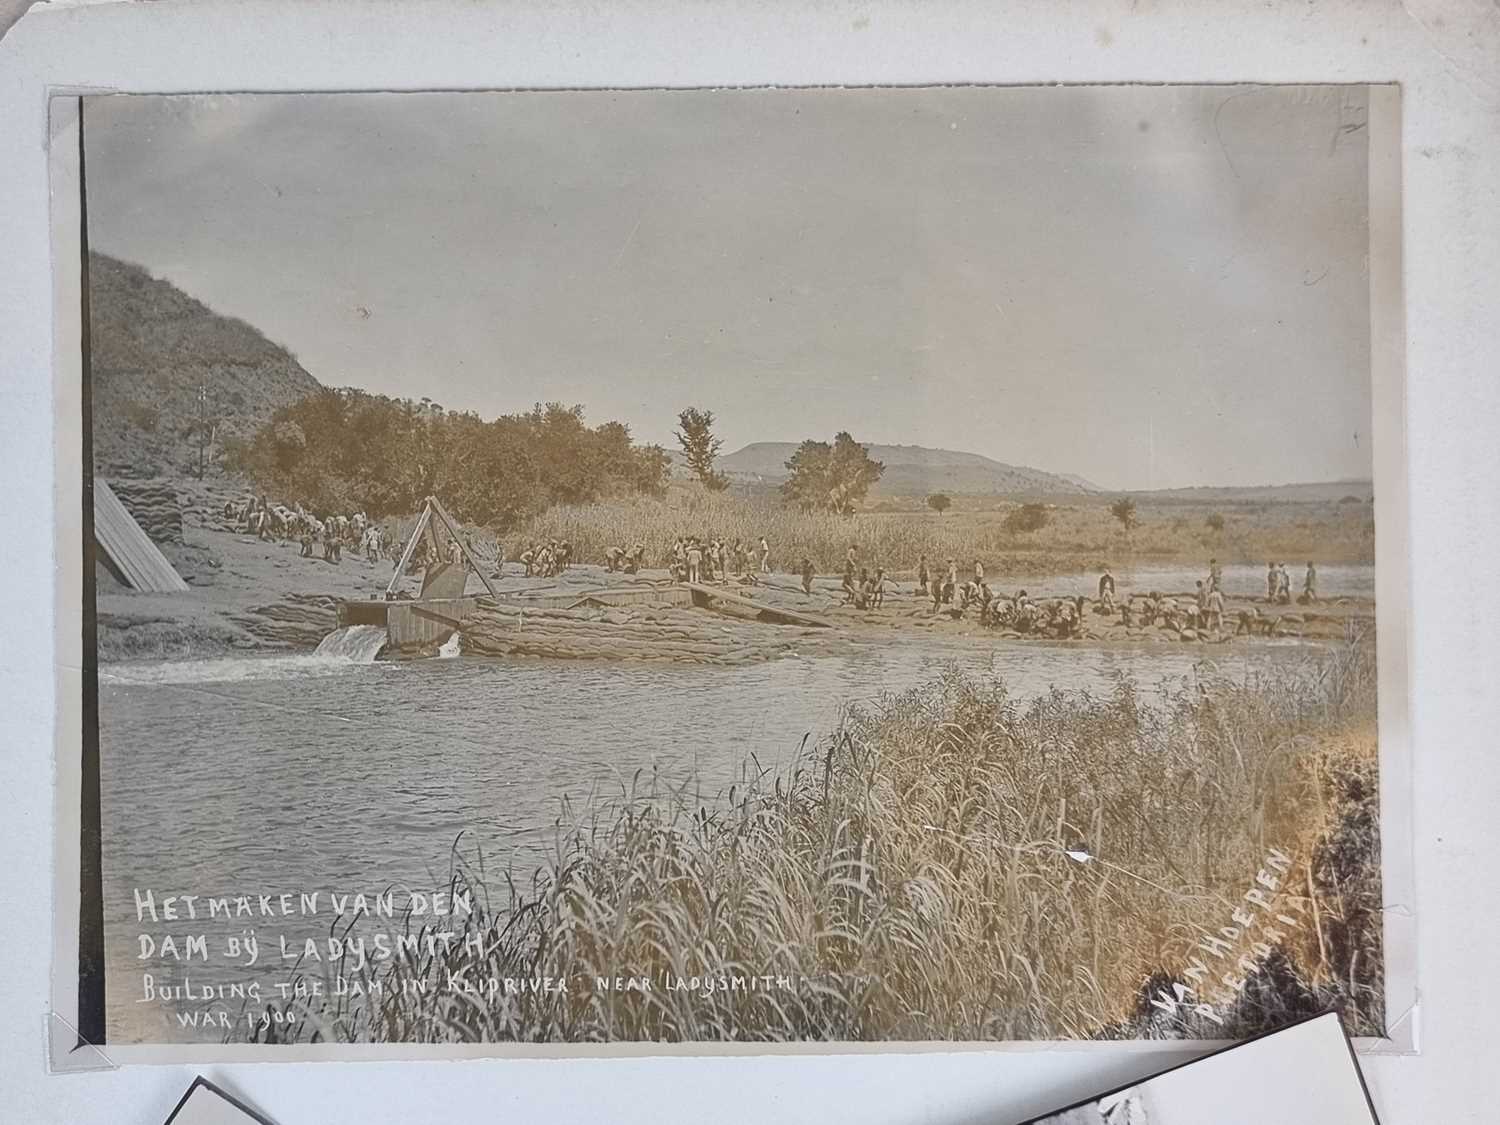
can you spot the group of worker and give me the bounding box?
[1268,560,1318,604]
[816,546,1329,641]
[603,543,648,574]
[224,495,387,565]
[514,540,573,577]
[668,535,771,585]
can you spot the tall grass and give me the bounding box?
[248,632,1383,1045]
[510,488,1376,576]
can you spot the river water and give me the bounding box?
[98,620,1340,1043]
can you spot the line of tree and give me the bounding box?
[226,390,669,528]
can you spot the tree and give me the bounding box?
[674,407,728,491]
[927,493,952,516]
[781,432,885,514]
[1109,497,1138,530]
[1205,512,1226,533]
[1003,503,1049,534]
[231,390,670,529]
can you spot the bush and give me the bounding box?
[1109,497,1138,530]
[1205,512,1226,533]
[1002,502,1049,534]
[232,392,669,528]
[927,493,952,515]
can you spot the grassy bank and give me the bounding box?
[510,488,1375,576]
[248,630,1382,1045]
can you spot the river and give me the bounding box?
[98,623,1339,1043]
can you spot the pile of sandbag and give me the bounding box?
[461,603,815,665]
[109,478,184,545]
[229,593,340,648]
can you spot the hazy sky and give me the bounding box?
[84,85,1373,490]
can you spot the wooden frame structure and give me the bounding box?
[384,495,498,600]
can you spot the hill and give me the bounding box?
[87,253,323,479]
[1130,480,1375,504]
[697,441,1097,496]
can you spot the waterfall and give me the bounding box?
[313,624,389,663]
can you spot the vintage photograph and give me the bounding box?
[76,85,1394,1048]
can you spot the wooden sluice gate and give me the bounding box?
[334,495,829,658]
[338,596,482,650]
[334,495,498,655]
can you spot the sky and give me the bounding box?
[83,85,1374,491]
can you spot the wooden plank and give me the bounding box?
[495,585,692,610]
[93,479,189,593]
[565,585,692,609]
[683,582,830,627]
[385,597,479,649]
[420,559,469,600]
[384,505,431,597]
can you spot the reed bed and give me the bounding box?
[249,631,1382,1045]
[510,489,1375,576]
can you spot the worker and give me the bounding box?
[1208,558,1223,593]
[1266,562,1278,602]
[759,536,770,574]
[917,555,930,598]
[1303,561,1318,604]
[1097,567,1116,611]
[847,567,870,606]
[604,545,625,572]
[800,557,815,595]
[1206,585,1225,634]
[973,558,985,585]
[686,539,703,584]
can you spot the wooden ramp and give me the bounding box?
[497,584,692,611]
[684,582,831,627]
[93,479,189,593]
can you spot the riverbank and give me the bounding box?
[245,630,1382,1044]
[97,483,1374,663]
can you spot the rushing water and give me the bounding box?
[99,623,1335,1043]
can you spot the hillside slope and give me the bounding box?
[712,441,1095,496]
[88,253,323,478]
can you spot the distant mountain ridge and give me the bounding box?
[88,253,324,478]
[699,441,1099,496]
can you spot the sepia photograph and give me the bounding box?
[72,83,1399,1049]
